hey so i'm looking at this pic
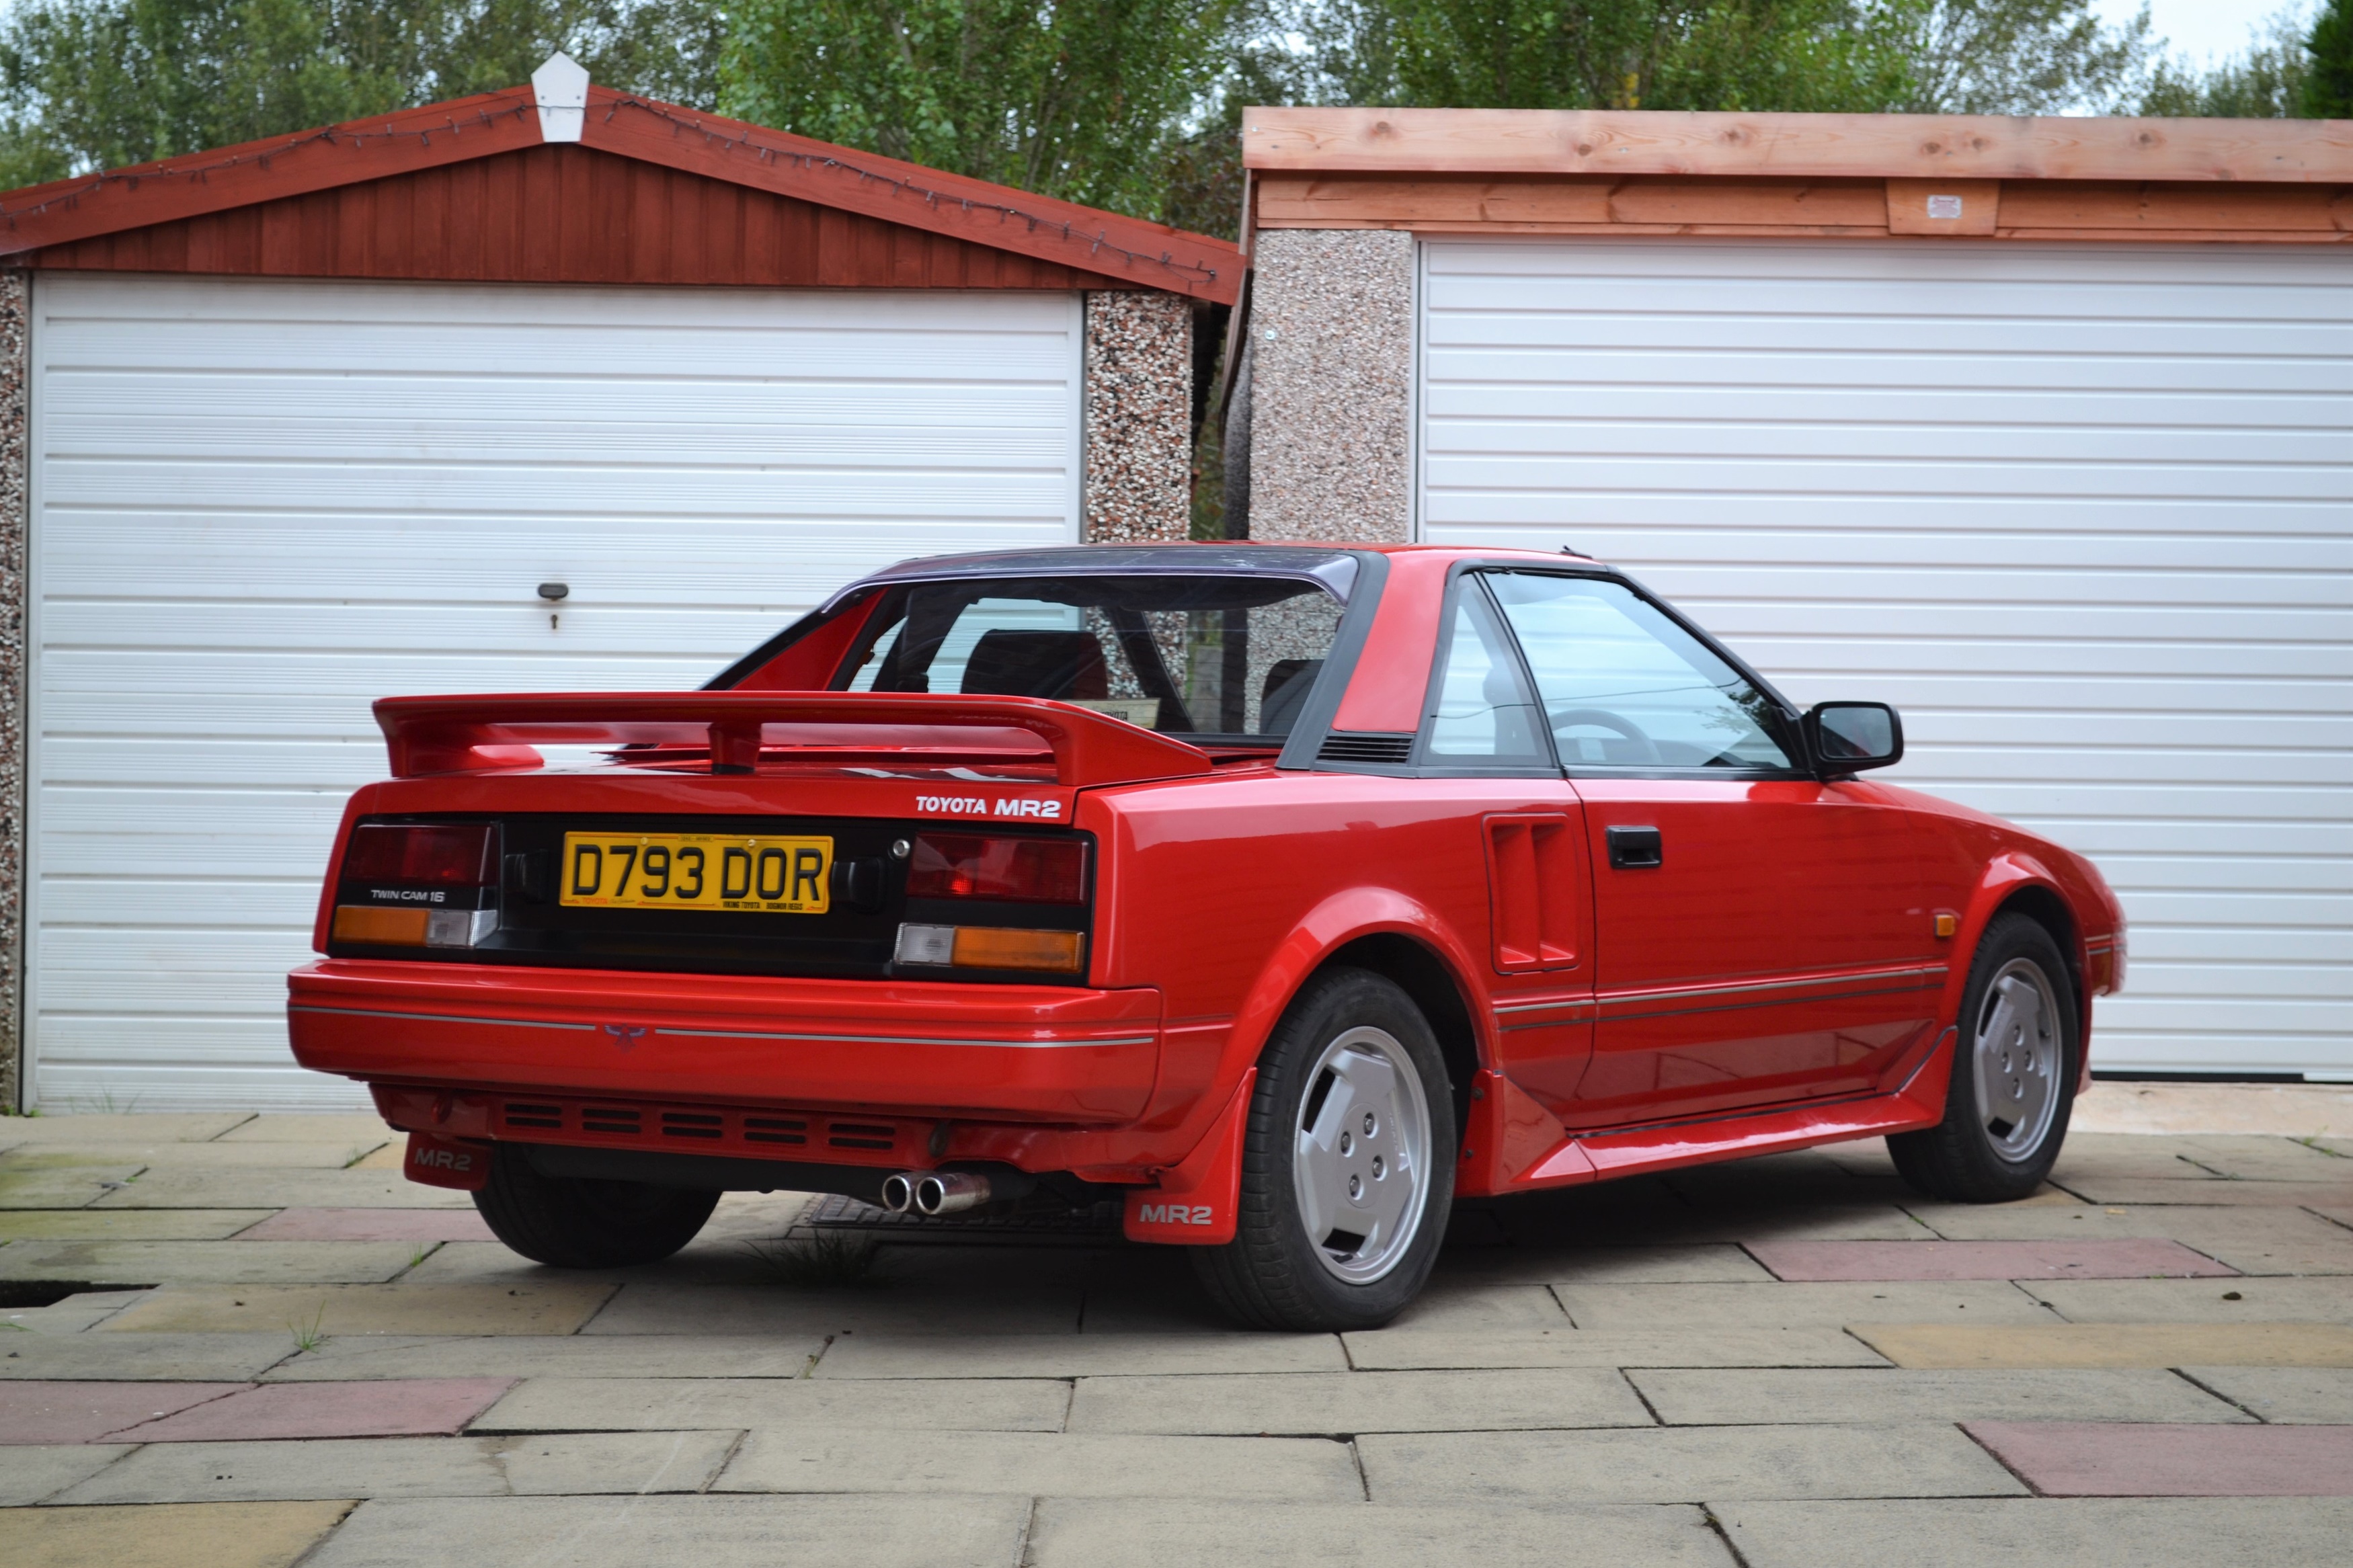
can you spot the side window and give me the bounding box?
[1421,577,1550,768]
[1486,573,1794,771]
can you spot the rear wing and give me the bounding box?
[374,692,1215,789]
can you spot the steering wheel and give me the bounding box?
[1549,706,1663,766]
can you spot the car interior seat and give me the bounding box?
[961,630,1111,701]
[1260,659,1323,735]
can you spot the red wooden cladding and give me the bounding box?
[28,142,1131,291]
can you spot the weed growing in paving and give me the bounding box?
[288,1305,328,1352]
[740,1231,885,1288]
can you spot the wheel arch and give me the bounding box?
[1316,933,1482,1137]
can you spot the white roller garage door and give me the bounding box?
[29,273,1082,1110]
[1419,238,2350,1078]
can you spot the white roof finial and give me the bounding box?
[532,53,589,144]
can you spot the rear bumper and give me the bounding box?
[287,959,1161,1125]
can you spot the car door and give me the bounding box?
[1482,570,1942,1128]
[1414,573,1595,1113]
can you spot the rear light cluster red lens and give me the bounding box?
[342,823,497,888]
[907,834,1085,904]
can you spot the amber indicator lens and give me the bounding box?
[342,823,497,888]
[907,834,1085,903]
[333,906,429,945]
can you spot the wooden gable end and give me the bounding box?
[28,142,1129,290]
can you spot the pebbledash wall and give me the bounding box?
[1232,109,2353,1080]
[0,65,1233,1110]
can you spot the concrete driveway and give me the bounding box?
[3,1089,2350,1567]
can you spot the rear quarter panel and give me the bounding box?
[1082,770,1539,1139]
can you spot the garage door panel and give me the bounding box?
[1444,506,2350,546]
[1642,565,2345,610]
[30,274,1084,1108]
[1425,454,2338,503]
[1423,384,2351,430]
[42,513,1036,604]
[1421,239,2349,1075]
[1426,419,2346,469]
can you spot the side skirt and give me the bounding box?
[1464,1026,1956,1196]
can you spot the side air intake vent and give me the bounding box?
[1317,732,1415,765]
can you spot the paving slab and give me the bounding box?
[0,1499,355,1568]
[0,1334,294,1382]
[1627,1366,2250,1426]
[346,1144,406,1170]
[1909,1204,2353,1274]
[576,1278,1083,1337]
[1067,1367,1654,1435]
[0,1209,274,1241]
[0,1239,425,1285]
[89,1169,474,1209]
[1553,1280,2054,1329]
[811,1330,1349,1378]
[1716,1497,2353,1568]
[2045,1177,2353,1208]
[1851,1321,2353,1368]
[2181,1366,2353,1423]
[1747,1239,2235,1280]
[235,1208,496,1243]
[2022,1276,2353,1323]
[3,1289,151,1334]
[473,1374,1070,1432]
[263,1333,828,1381]
[2050,1134,2346,1184]
[3,1142,382,1169]
[97,1281,616,1336]
[1343,1326,1886,1370]
[1966,1419,2353,1495]
[1381,1284,1571,1330]
[716,1426,1364,1499]
[0,1114,255,1143]
[1361,1423,2025,1504]
[0,1164,144,1208]
[216,1116,401,1144]
[1027,1499,1732,1568]
[0,1443,132,1505]
[53,1431,742,1503]
[0,1380,247,1444]
[303,1494,1029,1568]
[106,1376,512,1441]
[1438,1244,1776,1286]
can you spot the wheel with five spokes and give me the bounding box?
[1192,968,1455,1331]
[1888,912,2080,1202]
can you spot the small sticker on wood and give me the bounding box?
[1927,194,1964,220]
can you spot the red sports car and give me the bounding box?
[290,544,2124,1330]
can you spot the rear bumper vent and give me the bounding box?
[487,1096,906,1165]
[1318,732,1414,765]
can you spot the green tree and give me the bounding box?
[2141,7,2313,116]
[717,1,1244,219]
[0,0,720,190]
[2303,0,2352,114]
[1881,0,2152,112]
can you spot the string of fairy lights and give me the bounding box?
[598,95,1222,288]
[0,90,1226,292]
[0,103,538,230]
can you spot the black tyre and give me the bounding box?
[473,1144,720,1267]
[1888,912,2080,1203]
[1192,968,1456,1331]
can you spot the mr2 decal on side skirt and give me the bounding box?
[914,795,1064,819]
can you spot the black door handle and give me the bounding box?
[1607,825,1663,869]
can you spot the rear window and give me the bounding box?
[833,575,1345,743]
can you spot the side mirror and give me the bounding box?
[1805,701,1903,774]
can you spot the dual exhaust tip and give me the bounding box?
[879,1168,1027,1218]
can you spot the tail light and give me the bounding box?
[331,822,500,949]
[907,834,1085,903]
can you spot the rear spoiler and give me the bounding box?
[373,692,1214,789]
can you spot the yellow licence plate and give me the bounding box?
[560,832,833,913]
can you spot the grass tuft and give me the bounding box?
[288,1304,327,1353]
[740,1230,886,1289]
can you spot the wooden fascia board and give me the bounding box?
[584,89,1244,303]
[0,89,543,257]
[1242,107,2353,185]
